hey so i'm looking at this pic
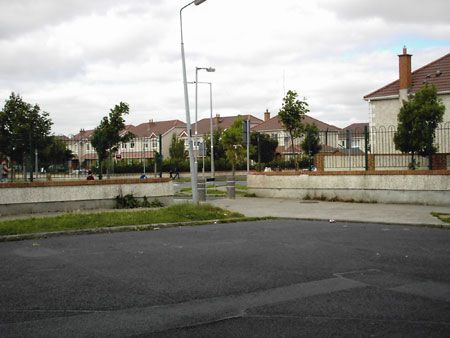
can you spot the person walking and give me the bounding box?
[86,170,95,180]
[173,166,180,180]
[1,159,11,182]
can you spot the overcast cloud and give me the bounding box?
[0,0,449,135]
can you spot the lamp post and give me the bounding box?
[179,0,208,204]
[194,66,215,184]
[188,81,215,179]
[195,67,215,137]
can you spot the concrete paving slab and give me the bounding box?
[209,197,450,227]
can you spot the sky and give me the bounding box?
[1,0,449,136]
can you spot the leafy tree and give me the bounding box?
[250,132,278,164]
[221,118,246,178]
[169,134,186,164]
[40,136,74,169]
[301,124,322,170]
[204,127,226,159]
[278,90,309,170]
[91,102,134,179]
[393,85,445,169]
[0,93,53,181]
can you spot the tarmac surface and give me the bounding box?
[1,217,450,337]
[209,197,450,227]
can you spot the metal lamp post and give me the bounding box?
[179,0,208,204]
[189,81,215,179]
[194,66,215,185]
[195,67,215,137]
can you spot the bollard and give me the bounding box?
[197,180,206,202]
[226,176,235,199]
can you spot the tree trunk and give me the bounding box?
[99,160,103,180]
[291,133,298,171]
[22,154,27,182]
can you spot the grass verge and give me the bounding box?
[0,203,244,237]
[431,212,450,224]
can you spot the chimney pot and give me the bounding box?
[264,109,270,122]
[398,47,412,91]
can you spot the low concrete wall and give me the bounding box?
[248,171,450,206]
[0,178,174,216]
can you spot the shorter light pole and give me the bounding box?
[188,80,215,179]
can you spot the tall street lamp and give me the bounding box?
[179,0,208,204]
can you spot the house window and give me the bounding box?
[86,144,90,151]
[144,143,148,148]
[122,143,127,149]
[130,142,135,149]
[151,138,158,149]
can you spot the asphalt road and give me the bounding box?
[1,219,450,337]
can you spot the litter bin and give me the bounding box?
[226,176,235,199]
[198,179,206,202]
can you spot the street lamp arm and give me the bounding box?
[179,1,195,42]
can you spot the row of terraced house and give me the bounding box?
[66,48,450,171]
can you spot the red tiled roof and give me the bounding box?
[72,129,95,141]
[133,120,186,137]
[252,114,341,132]
[192,115,263,135]
[342,122,369,133]
[364,52,450,100]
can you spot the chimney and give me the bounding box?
[264,109,270,122]
[399,47,412,100]
[215,113,221,125]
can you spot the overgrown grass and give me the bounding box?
[431,212,450,224]
[303,193,377,204]
[0,203,244,237]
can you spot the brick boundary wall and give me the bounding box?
[0,178,174,216]
[251,170,450,176]
[0,178,170,189]
[248,171,450,206]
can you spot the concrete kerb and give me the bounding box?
[208,197,450,229]
[0,217,270,243]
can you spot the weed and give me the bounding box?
[116,194,164,209]
[115,194,140,209]
[149,199,164,208]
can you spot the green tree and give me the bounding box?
[203,127,225,160]
[40,136,74,169]
[250,132,278,164]
[169,134,186,164]
[278,90,309,170]
[91,102,134,179]
[393,84,445,169]
[0,93,53,181]
[301,124,322,170]
[221,118,246,178]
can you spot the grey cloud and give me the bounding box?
[0,42,85,85]
[0,0,165,39]
[318,0,450,23]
